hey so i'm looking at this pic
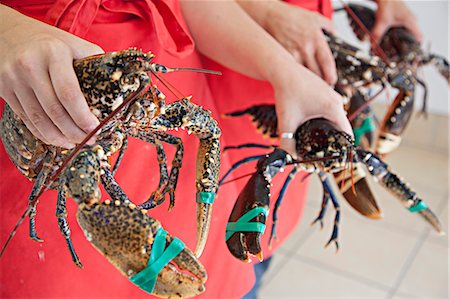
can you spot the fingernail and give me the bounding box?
[87,124,101,136]
[87,136,97,145]
[62,142,75,149]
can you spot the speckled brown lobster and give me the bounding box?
[220,118,442,262]
[0,49,221,297]
[337,3,449,155]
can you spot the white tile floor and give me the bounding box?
[258,111,449,299]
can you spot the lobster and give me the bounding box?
[220,117,443,262]
[65,145,207,298]
[337,3,449,155]
[0,49,220,296]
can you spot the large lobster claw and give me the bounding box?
[77,201,207,299]
[225,149,290,262]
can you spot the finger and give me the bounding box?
[405,22,423,42]
[315,39,337,85]
[14,84,74,148]
[327,104,354,138]
[4,91,49,144]
[302,46,322,79]
[371,20,389,43]
[317,15,335,34]
[49,53,100,135]
[32,71,89,144]
[69,38,104,59]
[279,137,297,160]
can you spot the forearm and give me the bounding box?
[179,0,297,86]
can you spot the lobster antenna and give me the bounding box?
[0,206,32,258]
[348,85,385,121]
[0,85,147,259]
[338,0,390,65]
[221,172,256,186]
[150,70,185,102]
[168,67,222,76]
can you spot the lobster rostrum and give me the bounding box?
[220,117,442,262]
[338,3,449,155]
[1,49,220,268]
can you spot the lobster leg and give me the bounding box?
[269,167,298,247]
[150,131,184,210]
[112,136,128,176]
[128,131,170,209]
[56,181,82,268]
[219,154,267,186]
[101,168,132,204]
[28,151,55,242]
[318,171,341,251]
[357,149,443,233]
[28,167,51,242]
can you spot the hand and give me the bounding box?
[271,64,353,158]
[262,2,337,85]
[373,0,422,43]
[0,5,103,148]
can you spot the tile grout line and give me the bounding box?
[260,228,316,287]
[385,194,449,299]
[281,247,394,293]
[384,229,430,299]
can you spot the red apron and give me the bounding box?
[0,1,252,298]
[203,0,333,262]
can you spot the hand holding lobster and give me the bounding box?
[371,0,422,44]
[0,4,102,147]
[237,0,337,85]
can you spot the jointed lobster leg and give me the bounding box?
[127,131,170,208]
[112,136,128,176]
[28,151,56,242]
[269,167,298,246]
[150,131,184,210]
[318,171,341,250]
[56,181,82,268]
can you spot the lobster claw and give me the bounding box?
[225,149,290,262]
[77,201,207,299]
[334,164,382,219]
[357,149,443,233]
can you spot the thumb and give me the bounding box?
[70,40,104,59]
[56,32,104,59]
[318,15,335,34]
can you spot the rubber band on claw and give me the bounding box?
[130,228,185,294]
[225,207,269,241]
[408,201,428,213]
[196,192,216,204]
[353,117,375,146]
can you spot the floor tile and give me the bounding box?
[259,255,386,298]
[287,207,421,288]
[383,146,448,196]
[395,239,449,298]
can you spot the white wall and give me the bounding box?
[332,0,449,116]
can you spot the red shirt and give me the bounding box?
[0,1,331,298]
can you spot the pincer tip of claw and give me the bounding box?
[255,251,264,262]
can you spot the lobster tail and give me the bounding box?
[224,104,278,138]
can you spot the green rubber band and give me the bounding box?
[353,117,375,146]
[225,207,269,241]
[408,201,428,213]
[130,228,185,294]
[196,192,215,204]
